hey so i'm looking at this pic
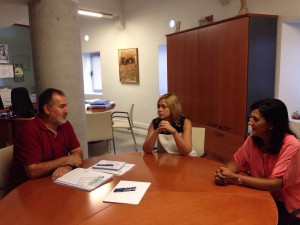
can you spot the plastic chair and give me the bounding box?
[111,103,138,152]
[0,145,13,200]
[86,111,116,154]
[11,87,35,117]
[192,127,207,158]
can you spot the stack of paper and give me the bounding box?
[54,168,113,191]
[91,160,135,176]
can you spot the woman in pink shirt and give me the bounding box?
[215,99,300,225]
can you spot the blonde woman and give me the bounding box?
[143,93,197,156]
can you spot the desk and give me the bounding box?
[0,116,33,146]
[0,153,277,225]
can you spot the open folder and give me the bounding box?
[54,168,113,191]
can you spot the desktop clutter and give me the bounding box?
[85,99,114,109]
[54,160,151,205]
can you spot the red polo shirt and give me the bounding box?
[10,115,80,185]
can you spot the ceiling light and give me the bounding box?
[78,10,113,19]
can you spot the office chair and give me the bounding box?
[11,87,35,117]
[0,145,14,200]
[111,103,138,152]
[192,127,207,158]
[86,111,116,154]
[0,95,4,110]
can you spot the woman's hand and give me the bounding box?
[215,167,238,185]
[157,120,176,134]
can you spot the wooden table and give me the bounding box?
[0,153,277,225]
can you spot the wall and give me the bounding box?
[0,25,35,93]
[80,0,300,135]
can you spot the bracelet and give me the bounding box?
[170,130,177,135]
[237,175,243,185]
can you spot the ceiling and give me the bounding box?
[0,0,122,27]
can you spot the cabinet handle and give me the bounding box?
[218,125,231,131]
[213,131,224,137]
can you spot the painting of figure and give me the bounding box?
[118,48,139,83]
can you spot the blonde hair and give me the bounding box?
[158,93,182,124]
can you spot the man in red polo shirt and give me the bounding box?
[11,88,83,186]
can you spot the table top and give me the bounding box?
[0,152,277,225]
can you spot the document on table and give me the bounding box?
[103,180,151,205]
[91,163,135,176]
[54,168,113,191]
[92,160,126,171]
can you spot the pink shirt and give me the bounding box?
[234,134,300,214]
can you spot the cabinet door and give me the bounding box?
[196,25,220,126]
[167,30,198,119]
[204,126,244,163]
[218,17,249,136]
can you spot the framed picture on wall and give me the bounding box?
[14,64,24,82]
[118,48,139,84]
[0,44,9,63]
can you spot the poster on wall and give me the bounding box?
[14,64,24,81]
[118,48,139,84]
[0,44,9,63]
[0,64,14,78]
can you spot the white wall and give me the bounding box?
[80,0,300,135]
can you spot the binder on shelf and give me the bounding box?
[54,168,113,191]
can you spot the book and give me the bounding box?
[92,160,126,171]
[91,163,136,176]
[54,168,113,191]
[103,180,151,205]
[89,99,110,105]
[86,103,112,109]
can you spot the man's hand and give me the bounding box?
[51,166,72,180]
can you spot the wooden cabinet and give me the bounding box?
[167,14,277,162]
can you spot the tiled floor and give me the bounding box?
[88,131,146,158]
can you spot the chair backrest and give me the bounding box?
[192,127,205,157]
[86,111,113,142]
[0,95,4,110]
[11,87,35,117]
[0,145,13,199]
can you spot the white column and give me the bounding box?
[29,0,88,158]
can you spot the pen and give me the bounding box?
[114,187,136,192]
[97,164,114,166]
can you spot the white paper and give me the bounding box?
[103,180,151,205]
[0,64,14,78]
[91,163,135,176]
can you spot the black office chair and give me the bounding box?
[0,95,4,110]
[11,87,35,118]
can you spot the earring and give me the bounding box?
[270,127,273,130]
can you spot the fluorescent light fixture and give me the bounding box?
[78,10,113,19]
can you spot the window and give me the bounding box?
[158,45,167,95]
[82,51,102,94]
